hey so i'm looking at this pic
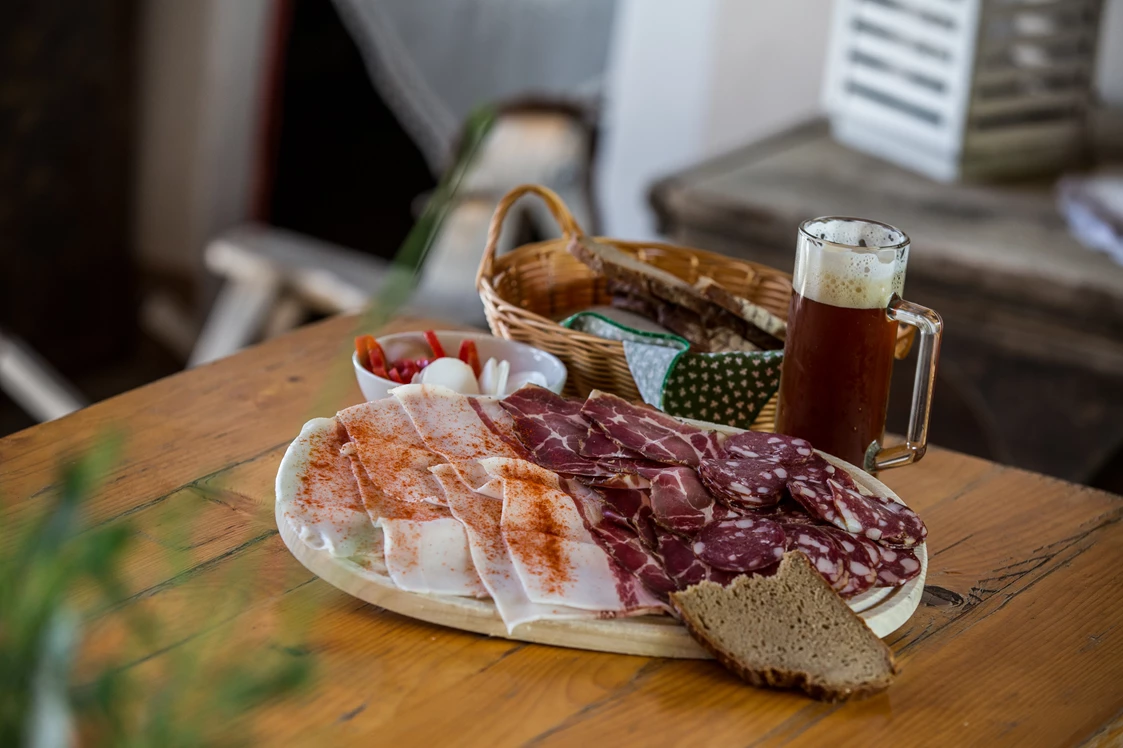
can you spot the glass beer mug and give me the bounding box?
[776,217,943,473]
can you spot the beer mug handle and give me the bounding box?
[872,296,944,471]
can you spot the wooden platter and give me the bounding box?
[276,418,926,659]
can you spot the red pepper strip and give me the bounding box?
[369,351,388,379]
[355,336,371,370]
[458,340,482,378]
[368,340,388,376]
[423,330,446,359]
[387,367,404,384]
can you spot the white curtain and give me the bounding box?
[332,0,618,172]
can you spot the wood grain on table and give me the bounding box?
[3,315,1122,747]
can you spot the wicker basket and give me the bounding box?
[476,184,796,432]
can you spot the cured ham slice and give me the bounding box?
[281,418,374,559]
[595,487,660,550]
[431,464,594,630]
[564,478,677,600]
[479,457,663,613]
[640,466,735,536]
[499,386,608,476]
[337,398,447,510]
[468,397,530,457]
[722,431,814,466]
[697,458,788,510]
[692,517,787,573]
[580,425,645,460]
[393,384,523,490]
[580,390,724,466]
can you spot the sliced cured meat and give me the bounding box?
[580,425,644,460]
[785,454,857,526]
[281,417,373,559]
[432,464,594,630]
[721,431,814,466]
[481,457,663,614]
[692,517,787,573]
[564,479,677,599]
[874,546,921,587]
[787,479,841,526]
[640,466,735,537]
[394,384,523,490]
[780,523,849,592]
[697,458,787,509]
[499,385,607,476]
[380,517,489,597]
[869,493,929,547]
[583,472,651,491]
[469,397,531,458]
[580,390,724,466]
[656,529,737,589]
[337,398,448,511]
[829,481,927,548]
[820,526,878,597]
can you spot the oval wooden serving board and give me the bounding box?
[276,417,926,659]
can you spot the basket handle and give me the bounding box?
[476,184,586,291]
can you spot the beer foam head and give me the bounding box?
[795,218,908,310]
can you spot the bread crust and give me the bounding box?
[669,553,898,702]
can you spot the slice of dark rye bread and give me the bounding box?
[669,552,898,702]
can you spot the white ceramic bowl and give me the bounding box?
[353,330,567,402]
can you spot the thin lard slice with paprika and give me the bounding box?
[432,464,595,631]
[393,384,524,491]
[381,516,488,597]
[480,457,663,614]
[336,397,448,512]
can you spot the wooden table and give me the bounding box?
[4,315,1123,746]
[650,120,1123,486]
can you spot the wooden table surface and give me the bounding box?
[4,315,1123,747]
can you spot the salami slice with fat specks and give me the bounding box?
[820,526,879,597]
[785,454,858,525]
[697,458,788,510]
[692,517,787,573]
[780,524,849,592]
[828,480,927,548]
[656,529,736,588]
[874,546,922,587]
[722,431,815,466]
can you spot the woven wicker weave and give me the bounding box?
[475,184,804,431]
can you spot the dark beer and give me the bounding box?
[776,292,897,467]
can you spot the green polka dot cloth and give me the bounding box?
[561,311,783,429]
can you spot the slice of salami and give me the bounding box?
[829,481,926,548]
[785,454,863,527]
[787,479,841,526]
[697,458,787,510]
[820,526,878,597]
[781,524,849,592]
[656,529,736,588]
[692,517,787,573]
[722,431,815,466]
[875,546,922,587]
[869,493,929,547]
